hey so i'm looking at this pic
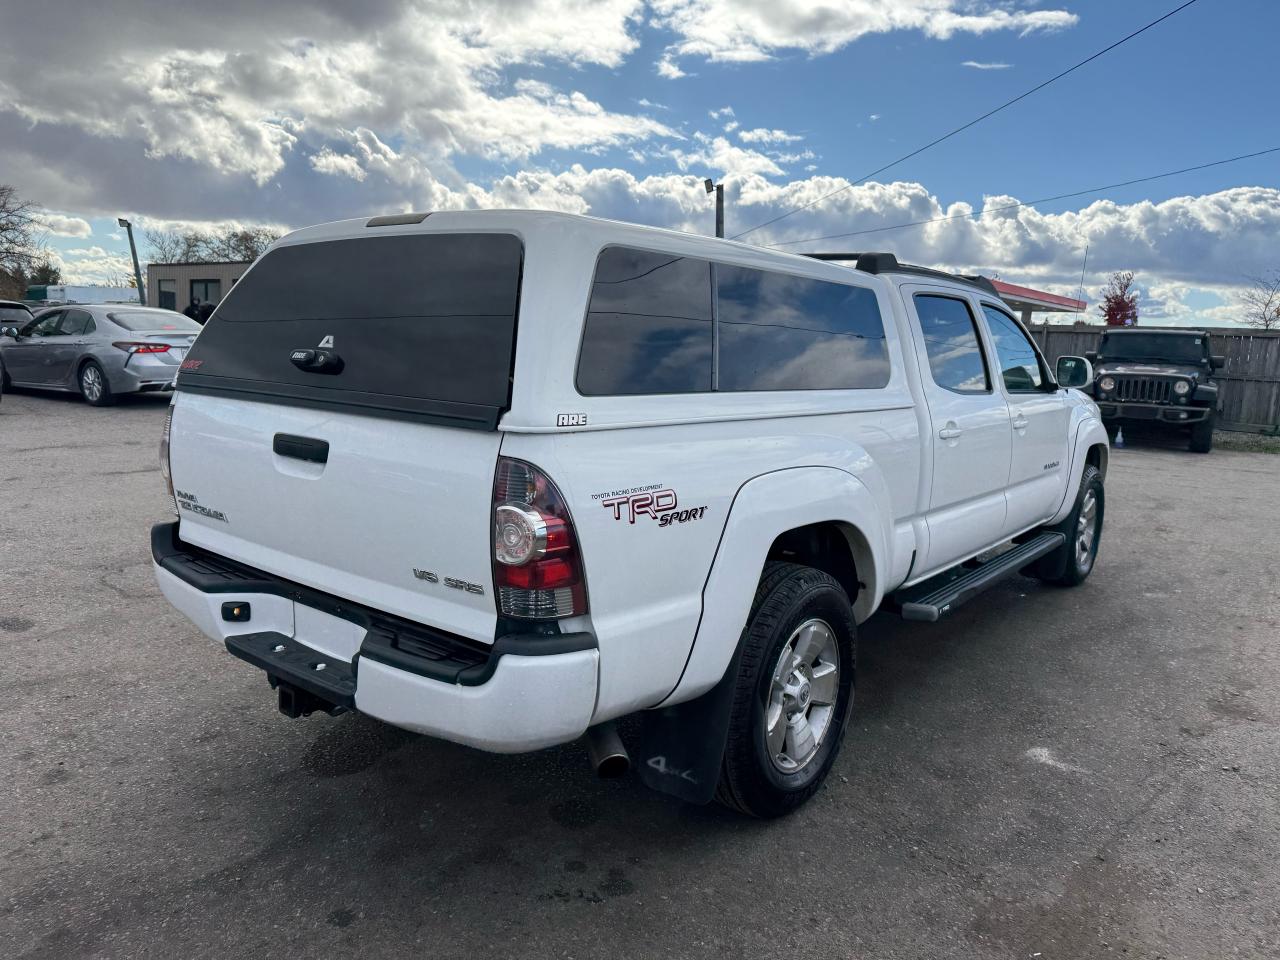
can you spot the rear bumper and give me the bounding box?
[107,353,179,393]
[151,522,599,752]
[1097,402,1211,423]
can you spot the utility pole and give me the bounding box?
[118,217,146,305]
[703,179,724,238]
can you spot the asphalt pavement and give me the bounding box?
[2,387,1277,959]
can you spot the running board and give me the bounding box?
[893,532,1066,622]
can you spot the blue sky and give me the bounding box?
[3,0,1277,325]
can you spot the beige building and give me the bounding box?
[147,261,250,312]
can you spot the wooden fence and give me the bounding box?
[1028,324,1280,433]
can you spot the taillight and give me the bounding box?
[492,458,586,619]
[160,396,176,514]
[113,341,170,354]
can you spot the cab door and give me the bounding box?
[48,309,96,385]
[977,303,1071,534]
[903,288,1011,574]
[4,310,63,383]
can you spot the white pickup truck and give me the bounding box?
[152,211,1109,817]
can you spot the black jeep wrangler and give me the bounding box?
[1087,329,1225,453]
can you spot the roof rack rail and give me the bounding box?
[804,251,999,297]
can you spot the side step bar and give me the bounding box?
[893,532,1066,622]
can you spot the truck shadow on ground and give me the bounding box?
[184,596,1018,915]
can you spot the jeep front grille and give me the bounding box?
[1113,376,1172,403]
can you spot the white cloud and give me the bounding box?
[636,98,669,110]
[665,133,785,177]
[739,127,802,144]
[709,106,736,119]
[309,148,368,182]
[40,213,93,238]
[0,0,661,186]
[656,55,686,78]
[868,114,881,121]
[650,0,1076,73]
[962,60,1012,70]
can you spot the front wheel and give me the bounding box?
[1032,465,1104,587]
[715,562,856,818]
[79,360,114,406]
[1189,412,1215,453]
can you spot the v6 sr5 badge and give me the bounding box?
[596,486,708,527]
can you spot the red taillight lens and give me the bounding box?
[160,396,176,514]
[492,458,586,620]
[113,341,170,354]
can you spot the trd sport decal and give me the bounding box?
[593,484,708,527]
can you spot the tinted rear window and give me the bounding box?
[576,248,713,395]
[0,306,32,324]
[111,311,202,332]
[578,246,889,395]
[180,233,523,427]
[717,266,889,391]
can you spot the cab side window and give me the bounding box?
[914,294,990,393]
[27,311,64,337]
[59,310,95,336]
[982,306,1044,393]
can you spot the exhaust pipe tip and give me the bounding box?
[586,722,630,779]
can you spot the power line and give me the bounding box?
[730,0,1204,242]
[764,145,1280,248]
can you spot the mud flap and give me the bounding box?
[634,650,742,805]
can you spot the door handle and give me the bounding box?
[273,433,329,464]
[1012,413,1029,431]
[938,425,963,440]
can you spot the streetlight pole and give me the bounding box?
[117,217,146,305]
[703,178,724,238]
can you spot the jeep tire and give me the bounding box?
[715,562,856,818]
[1189,411,1215,453]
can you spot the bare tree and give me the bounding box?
[1241,272,1280,330]
[0,183,42,279]
[145,225,280,264]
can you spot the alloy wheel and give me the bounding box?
[1075,488,1098,570]
[765,618,840,773]
[82,365,102,402]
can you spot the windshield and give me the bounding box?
[110,310,202,333]
[0,306,33,324]
[1099,333,1207,364]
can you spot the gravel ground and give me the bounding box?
[2,388,1278,959]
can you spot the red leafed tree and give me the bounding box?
[1099,271,1139,327]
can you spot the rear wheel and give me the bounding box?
[715,562,856,818]
[79,360,114,406]
[1189,412,1215,453]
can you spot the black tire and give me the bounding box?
[1189,412,1215,453]
[0,357,9,392]
[715,562,856,818]
[79,360,115,406]
[1031,465,1104,587]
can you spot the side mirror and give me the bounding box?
[0,326,18,339]
[1084,350,1098,363]
[1055,355,1094,389]
[1211,354,1226,370]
